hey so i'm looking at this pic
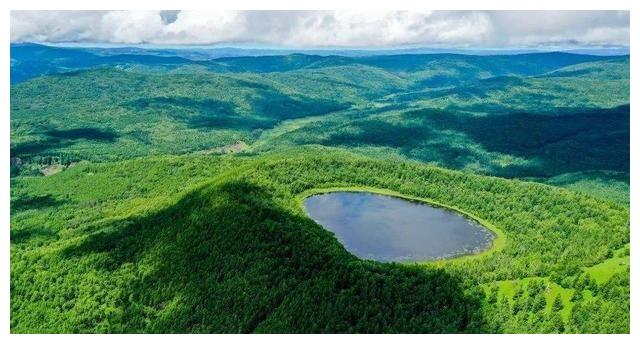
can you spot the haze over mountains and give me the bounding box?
[9,42,630,83]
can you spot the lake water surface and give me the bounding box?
[303,191,495,262]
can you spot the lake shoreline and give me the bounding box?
[297,185,507,265]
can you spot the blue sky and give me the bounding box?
[10,10,630,49]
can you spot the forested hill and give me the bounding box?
[10,43,625,83]
[10,149,630,333]
[10,44,629,204]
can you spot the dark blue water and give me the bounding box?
[303,192,495,262]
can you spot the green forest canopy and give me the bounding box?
[10,46,630,333]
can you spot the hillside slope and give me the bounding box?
[11,149,629,333]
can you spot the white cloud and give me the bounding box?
[486,11,630,46]
[9,10,630,48]
[98,11,166,44]
[11,11,107,43]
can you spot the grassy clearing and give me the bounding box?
[584,245,630,284]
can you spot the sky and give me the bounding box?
[10,10,630,49]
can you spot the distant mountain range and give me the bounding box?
[9,42,630,84]
[18,42,631,57]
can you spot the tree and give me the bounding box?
[552,295,563,312]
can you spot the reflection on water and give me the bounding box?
[304,192,495,262]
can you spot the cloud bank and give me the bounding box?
[10,10,630,48]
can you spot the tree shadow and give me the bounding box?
[61,180,488,333]
[123,96,274,130]
[10,226,59,245]
[10,194,67,244]
[124,91,347,132]
[324,119,434,147]
[11,194,66,213]
[406,75,528,102]
[45,128,118,142]
[10,127,119,157]
[125,97,237,117]
[247,90,347,121]
[412,105,630,177]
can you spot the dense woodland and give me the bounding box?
[10,44,630,333]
